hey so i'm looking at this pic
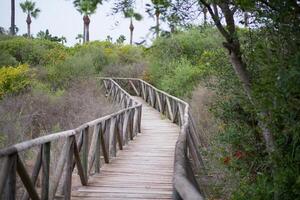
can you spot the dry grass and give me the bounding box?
[101,62,147,78]
[188,83,232,200]
[0,78,117,148]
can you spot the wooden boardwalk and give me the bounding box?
[71,97,180,200]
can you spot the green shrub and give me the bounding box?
[0,50,18,66]
[0,36,65,66]
[0,64,31,97]
[158,59,204,97]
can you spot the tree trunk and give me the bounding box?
[200,0,276,154]
[86,23,89,42]
[155,11,160,38]
[244,12,249,27]
[10,0,15,35]
[129,18,134,45]
[83,19,86,43]
[26,14,31,37]
[83,15,90,42]
[203,7,207,25]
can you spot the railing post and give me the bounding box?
[64,137,74,200]
[82,126,89,182]
[42,142,51,200]
[95,123,101,173]
[3,154,17,200]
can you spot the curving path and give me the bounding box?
[71,97,179,199]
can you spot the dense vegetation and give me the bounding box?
[0,35,146,147]
[2,0,300,199]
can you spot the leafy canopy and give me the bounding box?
[20,0,41,18]
[73,0,102,16]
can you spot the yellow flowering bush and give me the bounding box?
[0,64,31,97]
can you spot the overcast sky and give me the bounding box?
[0,0,169,46]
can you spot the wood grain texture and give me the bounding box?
[71,97,179,200]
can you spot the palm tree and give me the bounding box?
[74,0,101,43]
[10,0,16,35]
[124,8,142,45]
[60,36,67,45]
[146,0,169,38]
[20,0,41,37]
[76,34,83,44]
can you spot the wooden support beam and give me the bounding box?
[109,117,117,157]
[49,139,72,200]
[21,147,42,200]
[82,127,89,181]
[73,137,87,186]
[0,157,10,196]
[41,142,51,200]
[166,97,174,121]
[129,80,140,96]
[16,155,40,200]
[64,137,74,200]
[88,125,98,174]
[3,154,17,200]
[94,123,101,173]
[156,91,163,112]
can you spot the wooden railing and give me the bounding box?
[0,78,142,200]
[112,78,205,200]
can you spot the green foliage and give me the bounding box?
[0,64,31,97]
[0,36,66,65]
[74,0,102,15]
[159,59,204,97]
[147,26,223,97]
[0,50,18,66]
[20,0,41,18]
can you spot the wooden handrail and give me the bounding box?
[0,77,204,200]
[0,78,142,200]
[112,78,205,200]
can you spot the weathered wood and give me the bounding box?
[49,139,72,200]
[21,146,42,200]
[73,136,87,185]
[16,155,40,200]
[82,127,89,181]
[95,124,101,173]
[71,97,177,199]
[122,111,129,145]
[0,78,203,200]
[109,117,117,157]
[116,116,123,150]
[132,108,138,136]
[100,123,109,164]
[88,125,98,174]
[129,80,140,96]
[42,142,51,200]
[0,156,10,196]
[64,137,74,200]
[4,154,17,200]
[166,97,174,121]
[155,91,163,112]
